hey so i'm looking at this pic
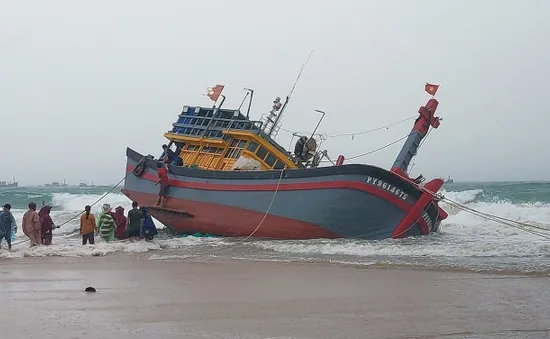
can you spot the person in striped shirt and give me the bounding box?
[97,204,116,242]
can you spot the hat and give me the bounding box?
[102,204,111,212]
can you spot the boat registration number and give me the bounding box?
[365,176,408,200]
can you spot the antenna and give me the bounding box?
[310,109,326,140]
[243,88,254,118]
[237,91,250,111]
[261,49,314,138]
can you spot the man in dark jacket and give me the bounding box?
[0,203,16,250]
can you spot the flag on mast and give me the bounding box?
[206,85,225,102]
[424,83,439,96]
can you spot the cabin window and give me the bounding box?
[273,160,285,169]
[265,153,276,167]
[231,149,242,159]
[256,146,268,160]
[247,141,259,152]
[204,146,221,153]
[225,139,246,159]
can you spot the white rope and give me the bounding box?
[202,167,287,255]
[390,171,550,240]
[241,168,286,241]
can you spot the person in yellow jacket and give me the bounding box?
[80,205,97,245]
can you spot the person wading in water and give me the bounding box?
[23,202,41,246]
[97,204,117,242]
[80,205,97,245]
[0,204,16,250]
[126,201,143,241]
[39,205,55,245]
[113,206,128,240]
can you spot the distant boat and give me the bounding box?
[444,176,454,184]
[45,179,67,187]
[0,177,18,188]
[79,181,95,187]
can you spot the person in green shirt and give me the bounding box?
[126,201,143,241]
[97,204,116,242]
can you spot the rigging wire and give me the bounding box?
[345,133,412,161]
[327,116,416,138]
[278,115,415,140]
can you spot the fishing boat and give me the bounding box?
[0,178,18,189]
[122,82,448,240]
[444,176,454,184]
[45,179,67,187]
[79,181,95,187]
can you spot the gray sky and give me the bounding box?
[1,0,549,185]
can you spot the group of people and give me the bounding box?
[161,144,183,166]
[0,202,57,250]
[79,201,158,245]
[0,200,158,251]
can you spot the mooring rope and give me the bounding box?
[241,168,286,241]
[189,167,288,256]
[390,171,550,240]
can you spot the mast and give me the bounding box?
[391,98,441,177]
[261,50,314,138]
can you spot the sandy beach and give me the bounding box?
[0,255,548,339]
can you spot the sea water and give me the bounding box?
[0,183,549,274]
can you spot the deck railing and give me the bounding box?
[170,115,264,138]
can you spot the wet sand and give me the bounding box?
[0,255,549,339]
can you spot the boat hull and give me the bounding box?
[0,183,18,189]
[122,148,444,240]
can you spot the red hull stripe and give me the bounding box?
[123,189,340,239]
[126,164,412,211]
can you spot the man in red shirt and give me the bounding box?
[155,162,170,207]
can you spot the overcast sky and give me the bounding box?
[1,0,549,185]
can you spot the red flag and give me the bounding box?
[425,83,439,96]
[206,85,225,102]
